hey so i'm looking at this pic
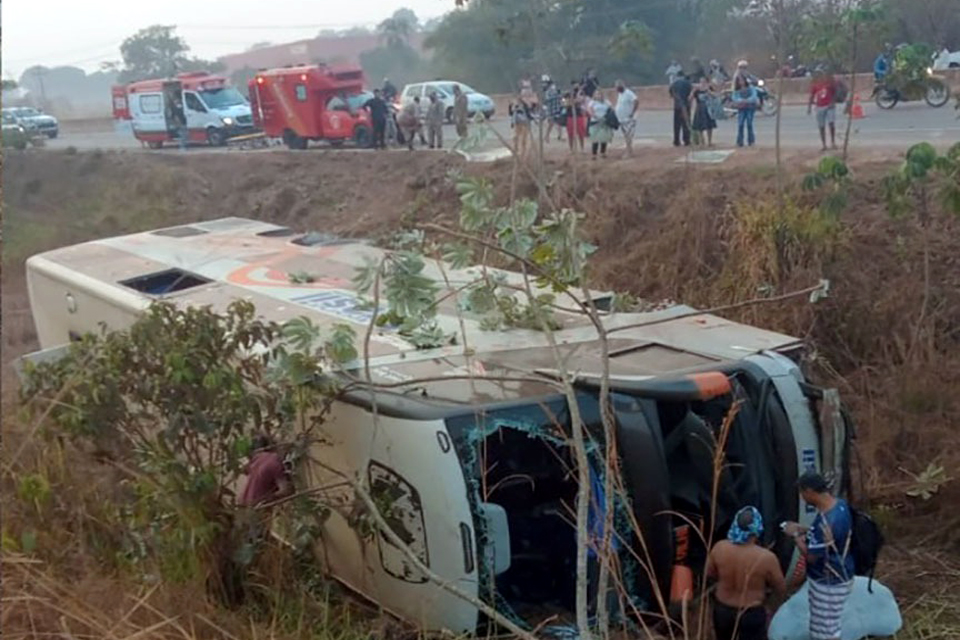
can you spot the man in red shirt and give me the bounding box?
[218,434,293,606]
[808,68,838,151]
[239,433,291,507]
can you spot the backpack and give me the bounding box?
[604,107,620,130]
[834,79,849,104]
[848,505,884,592]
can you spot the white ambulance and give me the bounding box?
[112,72,255,148]
[20,218,852,632]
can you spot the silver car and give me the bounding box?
[4,106,59,138]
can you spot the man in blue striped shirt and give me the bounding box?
[784,471,855,640]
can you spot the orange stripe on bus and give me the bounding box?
[688,371,732,399]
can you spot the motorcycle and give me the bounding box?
[873,68,951,109]
[720,78,780,118]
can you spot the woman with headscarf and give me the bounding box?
[706,506,787,640]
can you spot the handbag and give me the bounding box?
[604,108,620,130]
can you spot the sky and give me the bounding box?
[1,0,452,80]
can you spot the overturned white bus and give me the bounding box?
[20,217,851,632]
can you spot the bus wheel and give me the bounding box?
[207,128,227,147]
[353,125,371,148]
[147,141,163,150]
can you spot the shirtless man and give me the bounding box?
[707,506,787,640]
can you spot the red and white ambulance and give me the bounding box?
[249,64,373,149]
[112,72,255,149]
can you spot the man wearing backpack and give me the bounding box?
[783,471,855,640]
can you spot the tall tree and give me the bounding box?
[377,8,420,49]
[118,25,223,83]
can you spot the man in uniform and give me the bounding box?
[398,96,423,151]
[453,84,469,139]
[425,92,445,149]
[363,89,389,150]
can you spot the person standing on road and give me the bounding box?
[691,76,717,147]
[710,59,730,86]
[519,75,538,113]
[382,77,398,103]
[563,88,586,153]
[363,89,389,150]
[398,97,423,151]
[733,59,752,91]
[425,92,445,149]
[587,91,614,158]
[614,80,638,156]
[509,97,534,160]
[666,59,683,86]
[783,471,856,640]
[581,69,600,98]
[453,84,469,140]
[808,68,839,151]
[669,72,693,147]
[707,506,787,640]
[689,56,708,83]
[732,82,759,147]
[544,79,564,142]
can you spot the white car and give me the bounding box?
[932,48,960,70]
[399,81,496,122]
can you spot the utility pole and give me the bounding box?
[32,67,48,108]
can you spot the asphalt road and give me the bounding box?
[48,102,959,155]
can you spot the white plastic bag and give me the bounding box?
[769,576,902,640]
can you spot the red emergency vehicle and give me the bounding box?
[249,64,373,150]
[112,72,255,148]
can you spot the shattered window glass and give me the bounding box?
[369,462,429,583]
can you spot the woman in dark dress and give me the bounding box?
[690,76,717,147]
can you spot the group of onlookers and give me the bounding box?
[510,70,640,159]
[508,58,767,158]
[362,80,470,151]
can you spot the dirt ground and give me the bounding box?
[2,147,959,638]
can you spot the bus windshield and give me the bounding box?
[199,87,247,109]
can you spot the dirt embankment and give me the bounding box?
[3,149,959,634]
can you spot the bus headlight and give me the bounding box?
[222,117,235,126]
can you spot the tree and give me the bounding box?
[883,142,960,361]
[359,44,431,88]
[230,66,258,98]
[377,8,420,49]
[2,79,18,91]
[118,25,224,83]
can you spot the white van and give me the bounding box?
[112,72,255,148]
[20,217,851,632]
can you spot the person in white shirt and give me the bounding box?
[614,80,639,156]
[665,60,683,85]
[588,93,614,158]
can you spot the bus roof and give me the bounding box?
[29,217,804,407]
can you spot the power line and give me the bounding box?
[3,40,123,65]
